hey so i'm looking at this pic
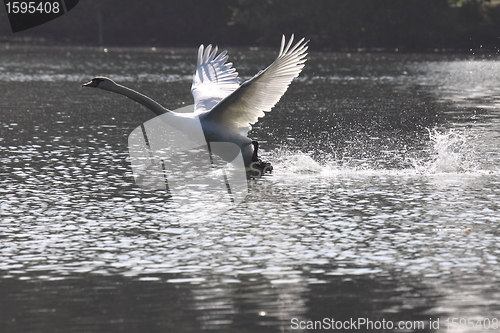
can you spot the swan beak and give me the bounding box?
[82,80,97,87]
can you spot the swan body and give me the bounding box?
[84,35,308,168]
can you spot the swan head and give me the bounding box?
[82,77,117,91]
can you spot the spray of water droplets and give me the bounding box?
[266,127,483,177]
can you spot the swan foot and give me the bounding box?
[247,160,273,178]
[248,141,273,177]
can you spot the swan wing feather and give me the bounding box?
[191,44,240,113]
[203,35,308,134]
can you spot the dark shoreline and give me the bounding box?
[1,0,499,54]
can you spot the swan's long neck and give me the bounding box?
[107,83,169,116]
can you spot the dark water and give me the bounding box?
[1,45,500,332]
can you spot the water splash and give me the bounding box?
[268,127,480,176]
[416,128,477,174]
[268,148,328,174]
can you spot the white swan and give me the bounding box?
[83,35,308,169]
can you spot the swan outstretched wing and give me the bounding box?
[203,35,308,134]
[191,45,240,113]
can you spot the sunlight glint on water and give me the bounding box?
[1,47,500,332]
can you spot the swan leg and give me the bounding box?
[251,140,259,162]
[247,140,273,177]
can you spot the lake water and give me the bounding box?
[1,45,500,332]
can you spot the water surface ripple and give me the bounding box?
[1,46,500,332]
